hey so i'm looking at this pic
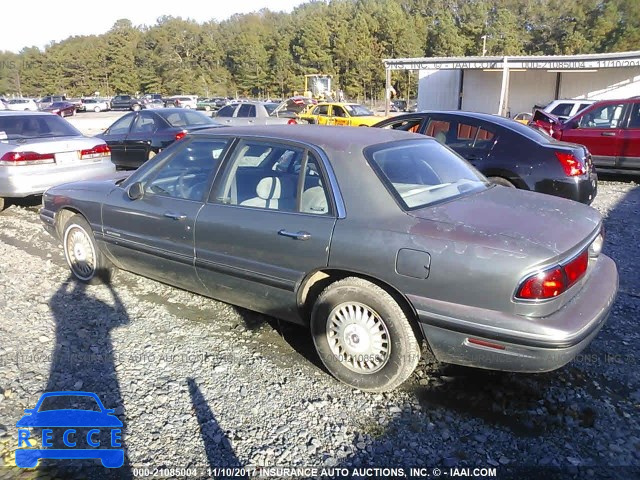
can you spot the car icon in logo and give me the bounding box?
[16,391,123,468]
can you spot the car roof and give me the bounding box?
[0,111,53,116]
[191,124,429,149]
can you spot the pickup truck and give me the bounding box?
[530,98,640,175]
[110,95,143,111]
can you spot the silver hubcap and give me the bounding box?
[64,225,96,280]
[326,302,390,374]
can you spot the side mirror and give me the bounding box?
[127,182,144,200]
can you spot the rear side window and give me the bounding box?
[365,139,488,210]
[549,103,574,117]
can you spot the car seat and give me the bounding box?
[240,176,296,210]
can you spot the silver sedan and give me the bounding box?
[0,112,115,211]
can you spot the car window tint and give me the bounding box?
[578,103,625,129]
[578,103,592,112]
[425,120,451,144]
[300,154,330,215]
[628,103,640,129]
[213,140,304,212]
[107,114,135,135]
[131,113,158,134]
[380,118,423,133]
[237,104,256,117]
[217,105,236,117]
[332,106,347,117]
[145,139,229,201]
[0,114,81,139]
[160,110,214,127]
[366,139,488,210]
[550,103,573,117]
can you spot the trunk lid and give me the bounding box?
[409,185,601,255]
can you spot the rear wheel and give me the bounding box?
[487,176,516,188]
[311,277,420,392]
[63,214,114,284]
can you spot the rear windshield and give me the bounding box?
[365,139,488,210]
[158,110,215,127]
[0,114,82,139]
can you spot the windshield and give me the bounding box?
[0,114,82,139]
[345,104,373,116]
[366,139,488,210]
[37,395,101,412]
[159,110,215,127]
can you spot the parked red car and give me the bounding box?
[42,101,76,117]
[530,98,640,174]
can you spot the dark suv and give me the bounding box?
[110,95,143,111]
[531,98,640,175]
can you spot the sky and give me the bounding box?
[3,0,309,53]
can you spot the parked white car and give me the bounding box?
[542,99,596,120]
[6,98,38,111]
[80,98,110,112]
[167,96,198,109]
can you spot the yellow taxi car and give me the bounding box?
[298,102,383,126]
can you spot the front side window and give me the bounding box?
[144,139,229,201]
[628,103,640,129]
[212,140,331,215]
[578,103,625,129]
[366,139,488,210]
[332,106,347,117]
[379,117,423,133]
[216,105,236,117]
[107,114,135,135]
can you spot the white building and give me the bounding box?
[383,51,640,117]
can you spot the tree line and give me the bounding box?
[0,0,638,101]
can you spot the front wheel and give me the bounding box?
[63,214,114,284]
[94,106,101,113]
[311,277,420,392]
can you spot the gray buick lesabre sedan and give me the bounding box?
[40,125,618,392]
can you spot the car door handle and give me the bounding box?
[601,131,617,136]
[278,229,311,241]
[164,212,187,221]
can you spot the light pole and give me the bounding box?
[481,35,487,56]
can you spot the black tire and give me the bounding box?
[310,277,420,392]
[487,176,516,188]
[62,214,115,284]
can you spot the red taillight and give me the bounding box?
[516,250,589,300]
[287,118,297,125]
[517,267,566,300]
[80,144,111,159]
[175,131,187,141]
[0,151,55,166]
[564,251,588,287]
[555,151,585,176]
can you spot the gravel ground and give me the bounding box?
[0,179,639,480]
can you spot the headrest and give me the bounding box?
[256,177,292,200]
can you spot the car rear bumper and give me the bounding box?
[410,254,617,372]
[535,172,597,205]
[0,161,115,198]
